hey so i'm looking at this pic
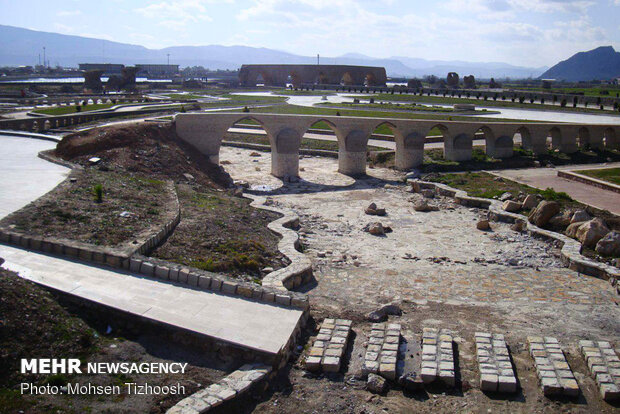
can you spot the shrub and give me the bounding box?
[93,184,103,203]
[243,106,249,112]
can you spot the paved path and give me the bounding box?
[0,134,69,218]
[490,162,620,215]
[0,133,303,357]
[0,244,301,355]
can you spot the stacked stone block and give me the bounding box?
[579,340,620,401]
[527,336,579,397]
[167,363,271,414]
[362,323,401,380]
[475,332,517,393]
[420,328,455,386]
[305,319,352,373]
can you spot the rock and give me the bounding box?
[571,209,591,224]
[528,200,560,227]
[499,192,513,201]
[233,180,250,189]
[595,231,620,257]
[249,152,261,157]
[576,218,610,248]
[511,219,527,232]
[399,373,424,391]
[366,302,402,322]
[220,160,232,165]
[317,251,327,258]
[565,221,586,238]
[410,181,422,193]
[421,189,435,199]
[548,211,572,228]
[365,203,387,216]
[367,373,387,394]
[262,267,274,273]
[522,194,538,210]
[364,222,385,236]
[413,200,438,212]
[534,160,541,167]
[477,219,491,231]
[502,200,521,213]
[493,176,504,182]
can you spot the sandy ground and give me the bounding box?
[218,146,620,413]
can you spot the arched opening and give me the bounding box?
[341,72,355,86]
[577,127,590,149]
[369,121,399,168]
[424,124,449,162]
[222,116,271,166]
[315,72,328,85]
[474,126,494,157]
[298,119,341,175]
[547,127,561,151]
[31,121,39,132]
[365,73,378,86]
[514,126,533,151]
[604,128,617,149]
[288,72,302,88]
[255,73,266,86]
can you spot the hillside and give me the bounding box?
[0,24,545,78]
[539,46,620,81]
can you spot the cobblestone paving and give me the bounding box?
[420,327,455,386]
[475,332,517,393]
[527,336,580,397]
[305,318,352,373]
[362,323,400,380]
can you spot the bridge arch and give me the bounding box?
[577,127,590,149]
[604,127,618,149]
[547,127,562,150]
[341,72,355,86]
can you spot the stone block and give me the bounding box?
[187,272,198,286]
[169,268,180,282]
[129,258,142,273]
[210,278,223,291]
[237,285,253,298]
[305,356,322,371]
[140,262,155,276]
[221,281,238,295]
[275,294,291,306]
[498,376,518,393]
[480,374,498,392]
[154,265,169,280]
[198,276,211,289]
[322,356,341,372]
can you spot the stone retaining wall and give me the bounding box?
[244,193,314,291]
[409,179,620,288]
[167,363,273,414]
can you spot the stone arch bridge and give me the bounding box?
[175,113,619,178]
[238,64,387,87]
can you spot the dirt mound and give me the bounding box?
[55,123,233,189]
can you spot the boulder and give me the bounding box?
[499,192,513,201]
[364,222,385,236]
[367,302,403,322]
[411,181,422,193]
[511,220,527,232]
[413,200,438,212]
[502,200,521,213]
[565,221,586,238]
[522,194,538,210]
[367,373,387,394]
[576,218,610,248]
[595,231,620,257]
[365,203,387,216]
[548,211,572,228]
[249,151,261,157]
[571,210,591,224]
[528,200,560,227]
[477,219,491,231]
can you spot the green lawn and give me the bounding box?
[32,103,117,115]
[277,90,336,96]
[576,167,620,185]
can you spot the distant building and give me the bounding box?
[135,64,179,77]
[78,63,124,75]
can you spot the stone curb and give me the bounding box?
[408,179,620,288]
[557,170,620,194]
[166,363,272,414]
[243,193,314,292]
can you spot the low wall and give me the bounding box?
[557,170,620,194]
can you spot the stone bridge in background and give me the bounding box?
[238,64,387,88]
[175,113,619,178]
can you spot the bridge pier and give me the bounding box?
[444,133,473,162]
[395,132,424,170]
[338,150,367,176]
[271,127,302,178]
[486,136,514,159]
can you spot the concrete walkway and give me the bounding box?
[490,162,620,215]
[0,244,301,355]
[0,133,303,357]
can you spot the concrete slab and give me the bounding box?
[0,244,303,356]
[0,134,69,219]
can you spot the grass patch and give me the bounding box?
[575,167,620,185]
[32,103,117,115]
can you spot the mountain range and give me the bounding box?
[4,24,612,80]
[539,46,620,82]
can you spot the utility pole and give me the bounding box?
[43,47,46,68]
[167,53,170,66]
[317,54,319,65]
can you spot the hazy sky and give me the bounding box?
[1,0,619,67]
